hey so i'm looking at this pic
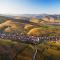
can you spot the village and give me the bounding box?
[0,32,59,44]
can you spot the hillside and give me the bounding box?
[0,15,60,60]
[0,38,60,60]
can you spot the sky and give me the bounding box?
[0,0,60,14]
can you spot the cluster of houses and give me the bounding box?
[0,32,60,44]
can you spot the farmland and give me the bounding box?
[0,15,60,60]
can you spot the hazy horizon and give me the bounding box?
[0,0,60,14]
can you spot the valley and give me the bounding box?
[0,14,60,60]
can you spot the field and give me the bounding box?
[0,15,60,60]
[0,38,60,60]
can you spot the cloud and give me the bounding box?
[0,0,59,14]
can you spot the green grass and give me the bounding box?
[0,38,18,46]
[0,38,60,60]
